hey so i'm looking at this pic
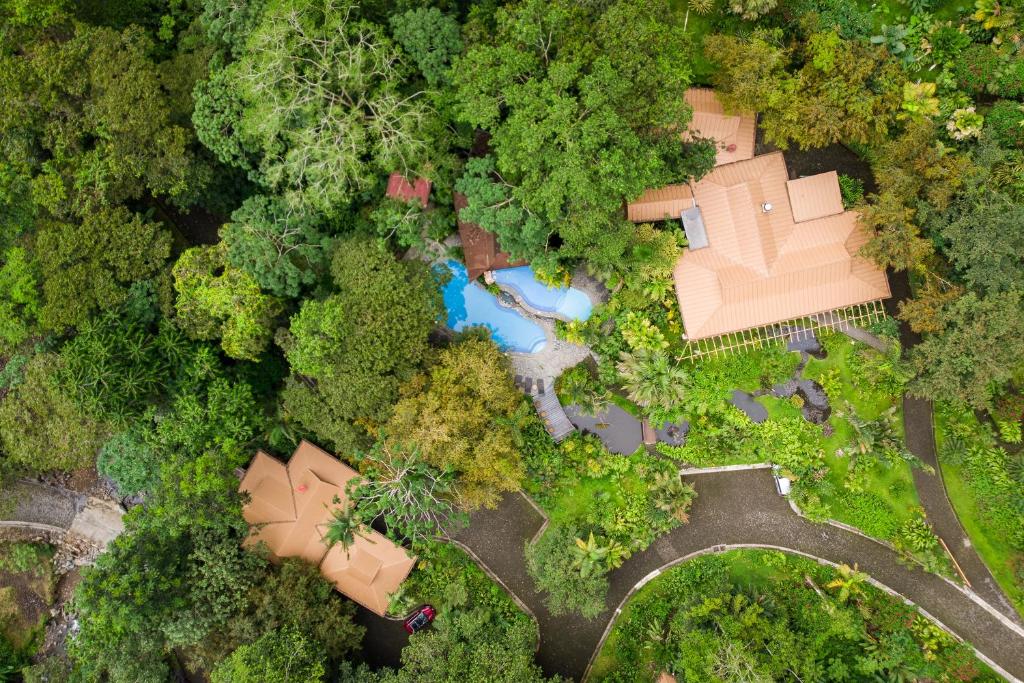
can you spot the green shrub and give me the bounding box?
[954,45,1003,94]
[97,430,161,496]
[838,174,865,208]
[995,57,1024,99]
[986,100,1024,148]
[525,524,608,619]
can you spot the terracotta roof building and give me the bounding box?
[682,88,757,167]
[455,192,526,280]
[628,151,890,340]
[239,441,416,616]
[386,172,432,206]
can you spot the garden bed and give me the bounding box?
[933,405,1024,616]
[590,549,996,681]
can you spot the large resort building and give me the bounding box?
[628,89,890,354]
[239,441,416,616]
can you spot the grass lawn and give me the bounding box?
[933,409,1024,616]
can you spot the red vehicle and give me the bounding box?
[403,605,436,634]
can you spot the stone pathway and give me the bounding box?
[452,468,1024,682]
[0,480,125,551]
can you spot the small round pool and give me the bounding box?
[491,266,593,321]
[437,260,547,354]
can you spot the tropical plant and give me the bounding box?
[825,562,868,604]
[616,349,689,411]
[946,107,984,141]
[557,364,610,417]
[572,531,628,577]
[650,471,697,522]
[323,505,368,555]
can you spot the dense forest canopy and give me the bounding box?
[0,0,1022,679]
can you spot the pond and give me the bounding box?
[437,260,547,354]
[492,266,593,321]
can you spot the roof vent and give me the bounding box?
[761,201,773,213]
[680,206,709,250]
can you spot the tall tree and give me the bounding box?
[451,0,714,271]
[34,207,171,331]
[195,0,431,215]
[909,289,1024,410]
[385,337,526,510]
[280,236,442,452]
[173,243,283,361]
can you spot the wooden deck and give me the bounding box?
[532,391,575,442]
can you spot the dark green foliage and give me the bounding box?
[910,290,1024,410]
[939,191,1024,295]
[368,196,452,250]
[221,194,330,298]
[987,100,1024,149]
[784,0,873,39]
[280,236,442,452]
[526,524,608,619]
[954,44,1003,95]
[837,173,864,208]
[452,0,711,271]
[390,7,463,87]
[97,430,160,496]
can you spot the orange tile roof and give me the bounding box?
[386,173,431,206]
[629,152,889,339]
[682,88,757,167]
[455,192,527,279]
[239,441,416,616]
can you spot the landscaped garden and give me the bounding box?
[590,549,999,682]
[934,404,1024,616]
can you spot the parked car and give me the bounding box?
[772,466,792,496]
[403,605,436,634]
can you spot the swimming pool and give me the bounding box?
[492,266,593,321]
[438,260,547,354]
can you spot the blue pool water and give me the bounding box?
[492,266,593,321]
[438,260,547,353]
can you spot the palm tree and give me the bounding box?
[616,350,689,411]
[323,504,369,555]
[557,366,609,417]
[651,471,697,522]
[826,563,868,604]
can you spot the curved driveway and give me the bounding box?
[452,468,1024,682]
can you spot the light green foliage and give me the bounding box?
[0,353,109,474]
[453,156,550,265]
[706,29,903,149]
[452,0,714,270]
[616,349,689,412]
[909,289,1024,410]
[386,337,525,510]
[555,363,610,417]
[206,0,431,214]
[211,628,325,683]
[0,247,39,353]
[728,0,777,20]
[280,237,441,452]
[369,196,451,250]
[594,551,987,681]
[526,524,609,619]
[221,194,330,298]
[35,207,171,331]
[173,243,282,361]
[349,442,466,546]
[390,7,463,87]
[97,430,160,496]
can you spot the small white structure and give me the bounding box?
[772,466,792,496]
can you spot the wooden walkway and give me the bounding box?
[532,391,575,442]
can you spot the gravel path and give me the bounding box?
[0,481,80,529]
[453,468,1024,682]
